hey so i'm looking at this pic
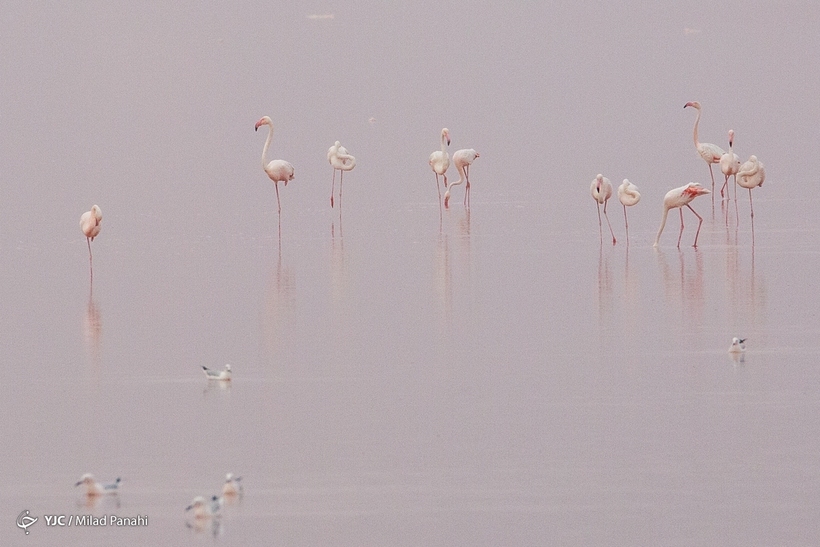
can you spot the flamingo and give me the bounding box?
[222,473,244,497]
[80,205,102,276]
[75,473,120,496]
[445,149,479,208]
[737,155,765,217]
[728,337,746,353]
[684,101,725,202]
[202,364,231,381]
[617,179,641,239]
[328,140,356,208]
[719,129,741,199]
[590,174,616,245]
[653,182,711,248]
[429,128,451,203]
[255,116,294,214]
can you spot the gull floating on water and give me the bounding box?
[186,495,223,519]
[222,473,243,497]
[728,337,746,353]
[202,364,231,381]
[75,473,121,496]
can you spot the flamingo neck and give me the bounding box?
[691,107,701,148]
[448,163,467,189]
[440,134,448,154]
[654,206,670,247]
[261,124,273,169]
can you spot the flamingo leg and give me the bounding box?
[596,202,603,243]
[274,181,281,214]
[339,170,343,211]
[87,237,93,281]
[331,169,336,208]
[677,207,685,248]
[464,165,471,208]
[603,199,616,245]
[686,203,704,247]
[749,188,754,218]
[435,173,442,203]
[720,175,729,199]
[623,204,629,238]
[708,164,716,204]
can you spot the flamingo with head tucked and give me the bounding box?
[719,129,741,200]
[653,182,711,248]
[445,149,479,208]
[429,128,451,204]
[684,101,725,203]
[617,179,640,239]
[255,116,294,215]
[328,141,356,208]
[736,155,765,218]
[80,205,102,278]
[591,174,616,245]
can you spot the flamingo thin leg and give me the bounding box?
[603,199,616,245]
[330,169,336,208]
[687,203,704,247]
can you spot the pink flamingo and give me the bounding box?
[617,179,641,239]
[719,129,741,200]
[445,149,479,208]
[684,101,725,203]
[736,155,765,218]
[590,174,616,245]
[255,116,294,214]
[328,141,356,208]
[653,182,711,248]
[429,128,451,203]
[80,204,102,278]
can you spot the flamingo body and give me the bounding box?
[328,140,356,208]
[445,148,479,208]
[737,155,765,218]
[653,182,711,247]
[80,205,102,278]
[255,116,294,214]
[591,174,616,244]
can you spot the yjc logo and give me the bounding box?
[17,510,38,534]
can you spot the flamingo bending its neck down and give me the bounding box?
[445,149,479,208]
[328,140,356,208]
[429,128,451,203]
[617,179,640,239]
[255,116,294,215]
[684,101,725,202]
[80,205,102,278]
[653,182,711,248]
[719,129,741,200]
[591,174,616,245]
[736,155,765,218]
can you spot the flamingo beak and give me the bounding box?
[446,138,451,146]
[254,120,262,131]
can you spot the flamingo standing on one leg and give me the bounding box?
[429,128,451,204]
[590,174,616,245]
[737,155,765,218]
[684,101,725,203]
[653,182,711,248]
[255,116,294,215]
[617,179,640,241]
[719,129,741,200]
[445,149,479,209]
[328,140,356,208]
[80,205,102,279]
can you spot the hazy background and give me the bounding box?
[2,1,820,545]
